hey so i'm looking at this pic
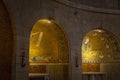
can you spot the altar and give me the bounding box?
[29,73,49,80]
[82,72,106,80]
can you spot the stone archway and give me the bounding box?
[82,28,120,80]
[0,1,14,80]
[29,19,70,80]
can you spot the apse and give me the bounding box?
[29,19,69,80]
[82,28,120,80]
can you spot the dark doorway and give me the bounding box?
[0,1,14,80]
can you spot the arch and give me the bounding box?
[82,29,120,64]
[29,19,70,80]
[81,28,120,80]
[0,1,14,80]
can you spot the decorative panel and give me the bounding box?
[82,63,100,72]
[29,65,46,73]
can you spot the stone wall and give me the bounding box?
[2,0,120,80]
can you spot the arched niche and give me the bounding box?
[29,19,70,80]
[0,1,14,80]
[81,28,120,80]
